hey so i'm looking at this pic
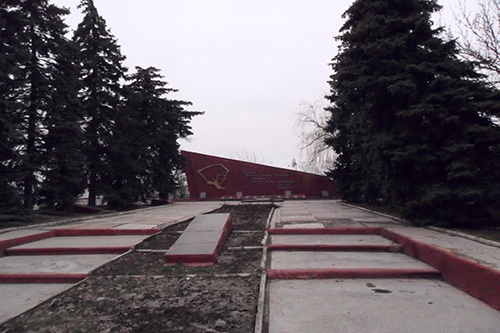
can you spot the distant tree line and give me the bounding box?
[0,0,201,218]
[325,0,500,227]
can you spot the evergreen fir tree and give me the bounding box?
[104,67,201,208]
[326,0,500,226]
[73,0,126,206]
[0,0,26,214]
[14,0,71,210]
[39,38,86,210]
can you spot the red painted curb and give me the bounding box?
[0,231,54,256]
[5,247,130,256]
[0,273,87,283]
[267,268,441,280]
[379,229,500,311]
[54,229,160,236]
[268,228,383,235]
[1,229,159,257]
[164,253,218,266]
[268,244,402,252]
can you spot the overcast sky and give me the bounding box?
[51,0,471,170]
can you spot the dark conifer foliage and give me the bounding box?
[0,0,26,213]
[326,0,500,226]
[73,0,126,206]
[14,0,71,210]
[0,0,201,219]
[39,38,86,210]
[104,67,202,208]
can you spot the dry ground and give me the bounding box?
[1,204,273,333]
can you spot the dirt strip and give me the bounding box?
[1,204,274,333]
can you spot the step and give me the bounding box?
[268,267,441,279]
[268,227,382,235]
[269,234,401,252]
[0,230,53,256]
[0,273,87,283]
[0,254,116,283]
[5,235,147,255]
[270,251,438,272]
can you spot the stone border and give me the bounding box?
[427,226,500,250]
[341,201,500,250]
[268,226,500,311]
[339,201,411,224]
[253,207,275,333]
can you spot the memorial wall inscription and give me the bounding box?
[182,150,337,199]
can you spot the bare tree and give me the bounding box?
[452,0,500,85]
[232,148,265,164]
[294,100,336,174]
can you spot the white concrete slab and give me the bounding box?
[282,223,325,229]
[0,229,48,242]
[71,222,124,229]
[111,223,159,230]
[270,251,434,270]
[271,234,394,246]
[281,216,318,222]
[0,254,116,274]
[0,283,73,324]
[352,217,395,223]
[321,222,367,228]
[9,235,148,249]
[269,279,500,333]
[387,227,500,271]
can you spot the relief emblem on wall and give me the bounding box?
[197,164,230,190]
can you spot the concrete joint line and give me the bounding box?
[341,201,500,249]
[254,208,273,333]
[227,246,263,251]
[339,201,411,225]
[135,249,168,253]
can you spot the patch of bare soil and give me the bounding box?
[1,204,274,333]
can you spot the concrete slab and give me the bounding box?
[282,223,325,229]
[271,234,394,246]
[164,213,232,265]
[321,222,367,228]
[174,231,222,245]
[184,213,231,232]
[111,223,160,230]
[269,279,500,333]
[8,235,148,250]
[70,222,123,229]
[281,211,312,217]
[0,254,116,274]
[166,242,218,256]
[281,216,318,222]
[0,283,73,324]
[386,227,500,271]
[270,251,435,270]
[0,229,48,242]
[352,217,395,223]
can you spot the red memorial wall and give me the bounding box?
[182,151,338,199]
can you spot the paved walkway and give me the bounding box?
[267,200,500,332]
[0,201,222,324]
[2,200,499,330]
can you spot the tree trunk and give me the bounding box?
[88,171,97,206]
